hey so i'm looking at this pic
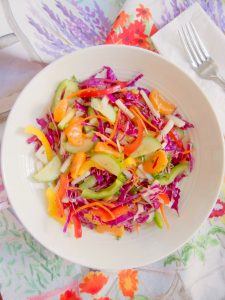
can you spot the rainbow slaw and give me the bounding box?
[25,66,194,239]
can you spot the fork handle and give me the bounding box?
[213,74,225,90]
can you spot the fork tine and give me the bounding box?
[186,23,205,62]
[179,26,200,67]
[190,22,209,59]
[178,29,196,66]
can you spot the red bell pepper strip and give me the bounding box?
[168,129,184,150]
[124,118,144,156]
[67,82,126,99]
[71,214,82,238]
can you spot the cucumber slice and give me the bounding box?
[84,107,98,133]
[158,162,189,185]
[91,153,121,176]
[51,79,78,112]
[63,139,94,154]
[33,155,61,182]
[81,178,123,200]
[91,97,116,123]
[79,175,96,189]
[58,108,75,130]
[131,136,161,158]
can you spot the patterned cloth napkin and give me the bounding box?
[0,1,225,300]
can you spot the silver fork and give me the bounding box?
[179,22,225,89]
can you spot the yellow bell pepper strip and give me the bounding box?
[78,159,104,176]
[94,142,121,158]
[53,98,68,123]
[46,187,67,224]
[70,152,86,179]
[71,214,82,238]
[95,224,124,238]
[55,173,69,217]
[123,157,136,168]
[124,118,144,156]
[64,117,84,146]
[25,126,53,161]
[66,82,127,99]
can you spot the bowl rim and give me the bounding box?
[1,44,224,269]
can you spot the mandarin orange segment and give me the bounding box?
[150,89,176,115]
[143,149,168,174]
[64,118,84,146]
[53,98,68,122]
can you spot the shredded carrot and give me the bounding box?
[158,193,170,204]
[95,132,124,150]
[159,204,170,229]
[67,187,82,191]
[75,201,116,220]
[130,108,148,133]
[110,109,121,140]
[133,197,142,204]
[181,150,192,155]
[131,106,158,132]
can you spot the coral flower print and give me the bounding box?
[136,4,152,20]
[128,20,147,37]
[209,199,225,218]
[113,10,129,29]
[94,297,111,300]
[60,289,82,300]
[79,272,108,295]
[118,269,138,298]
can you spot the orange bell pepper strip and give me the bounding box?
[94,142,121,158]
[71,214,82,238]
[70,152,86,179]
[67,82,126,99]
[124,118,144,156]
[53,98,68,123]
[64,117,84,146]
[25,126,53,161]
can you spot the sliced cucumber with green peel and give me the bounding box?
[58,108,75,130]
[158,162,189,185]
[81,178,123,199]
[79,175,96,189]
[63,139,94,154]
[91,153,121,176]
[131,136,161,158]
[33,156,61,182]
[51,79,78,112]
[91,97,116,123]
[84,107,98,133]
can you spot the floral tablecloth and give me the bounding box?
[0,1,225,299]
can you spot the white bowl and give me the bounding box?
[2,45,224,270]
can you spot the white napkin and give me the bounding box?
[152,3,225,133]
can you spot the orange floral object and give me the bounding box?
[136,3,151,20]
[118,269,138,298]
[60,289,82,300]
[79,272,108,295]
[114,11,129,28]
